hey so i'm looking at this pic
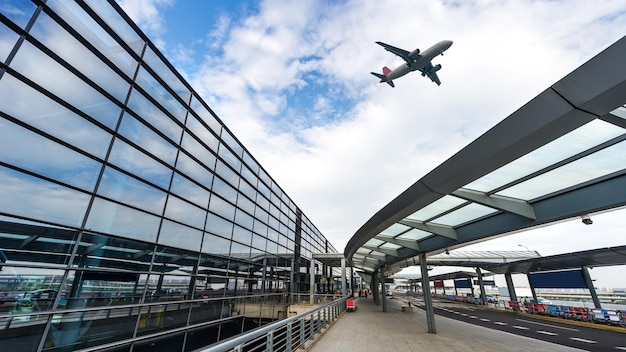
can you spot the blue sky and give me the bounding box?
[117,0,626,288]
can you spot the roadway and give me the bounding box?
[399,294,626,352]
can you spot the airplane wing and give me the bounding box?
[418,62,442,86]
[376,41,416,66]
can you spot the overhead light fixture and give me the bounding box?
[581,214,593,225]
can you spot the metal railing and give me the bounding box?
[198,296,348,352]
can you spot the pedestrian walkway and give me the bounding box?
[308,296,584,352]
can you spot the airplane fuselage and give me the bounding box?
[386,40,453,81]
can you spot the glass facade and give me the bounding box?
[0,1,338,351]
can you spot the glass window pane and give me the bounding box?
[0,21,19,63]
[0,166,90,227]
[118,112,178,166]
[46,0,138,78]
[215,160,239,189]
[76,232,155,272]
[204,212,233,239]
[175,152,214,190]
[180,131,217,171]
[218,144,241,172]
[98,166,167,214]
[432,203,497,226]
[201,232,232,256]
[44,306,139,351]
[0,220,78,267]
[108,138,173,190]
[220,129,243,158]
[190,95,222,136]
[0,120,102,191]
[158,219,203,252]
[142,47,191,103]
[208,196,235,221]
[30,12,131,103]
[170,172,210,209]
[9,41,122,129]
[212,177,238,203]
[126,89,183,143]
[0,73,113,158]
[185,113,219,153]
[0,0,36,29]
[83,0,144,55]
[85,197,161,242]
[164,196,207,230]
[135,65,186,122]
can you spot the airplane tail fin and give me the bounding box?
[370,66,395,87]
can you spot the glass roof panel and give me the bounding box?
[380,242,402,250]
[365,238,384,246]
[497,140,626,200]
[465,120,624,192]
[380,223,411,236]
[431,203,497,226]
[610,105,626,120]
[356,248,371,255]
[397,228,431,241]
[406,195,466,221]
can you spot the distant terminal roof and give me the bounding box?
[345,36,626,273]
[484,245,626,275]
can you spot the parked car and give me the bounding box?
[15,289,58,309]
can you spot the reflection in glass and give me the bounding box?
[108,138,173,190]
[175,152,214,190]
[75,232,155,272]
[158,219,203,252]
[126,89,183,144]
[170,172,210,209]
[0,22,19,63]
[190,96,222,136]
[0,220,78,267]
[83,0,144,55]
[43,306,139,352]
[204,212,233,239]
[0,119,102,191]
[142,46,191,104]
[97,166,167,215]
[208,196,236,222]
[0,74,113,158]
[118,112,178,166]
[45,0,138,78]
[185,114,219,153]
[0,0,36,29]
[180,131,217,171]
[85,197,161,242]
[9,41,122,129]
[0,166,90,227]
[164,196,207,230]
[30,12,131,103]
[135,65,186,122]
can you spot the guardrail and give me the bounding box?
[198,296,348,352]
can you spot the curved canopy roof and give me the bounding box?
[345,36,626,273]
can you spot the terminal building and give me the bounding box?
[0,2,339,351]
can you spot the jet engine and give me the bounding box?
[408,48,420,58]
[432,64,442,72]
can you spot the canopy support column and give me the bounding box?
[582,266,602,309]
[476,267,486,305]
[505,273,518,310]
[341,258,347,297]
[309,259,315,305]
[420,253,436,333]
[381,269,387,312]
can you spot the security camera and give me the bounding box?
[581,215,593,225]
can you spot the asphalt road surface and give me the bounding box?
[400,296,626,352]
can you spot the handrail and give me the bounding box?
[198,296,348,352]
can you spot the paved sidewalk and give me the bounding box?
[308,296,585,352]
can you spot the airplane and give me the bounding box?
[371,40,453,87]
